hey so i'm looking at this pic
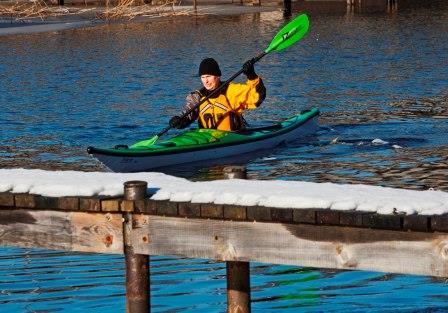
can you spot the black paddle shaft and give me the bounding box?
[157,51,267,137]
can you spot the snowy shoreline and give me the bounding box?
[1,168,447,216]
[0,3,279,36]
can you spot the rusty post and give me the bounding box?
[227,261,251,313]
[124,181,149,313]
[223,166,251,313]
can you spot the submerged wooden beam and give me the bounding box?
[130,215,448,277]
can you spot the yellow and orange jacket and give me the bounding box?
[182,77,266,131]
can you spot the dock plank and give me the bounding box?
[0,209,123,254]
[131,215,448,277]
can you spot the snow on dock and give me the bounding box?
[1,168,447,215]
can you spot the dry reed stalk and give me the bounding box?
[0,0,199,23]
[98,0,196,20]
[0,0,75,21]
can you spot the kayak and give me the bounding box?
[87,108,319,172]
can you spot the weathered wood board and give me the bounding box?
[131,215,448,277]
[0,209,123,254]
[2,205,448,277]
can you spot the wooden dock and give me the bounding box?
[1,168,448,312]
[2,189,448,274]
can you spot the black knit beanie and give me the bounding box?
[198,58,221,77]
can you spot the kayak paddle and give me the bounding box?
[132,13,310,148]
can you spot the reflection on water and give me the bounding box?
[1,0,448,312]
[2,248,448,313]
[294,0,447,15]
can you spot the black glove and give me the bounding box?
[242,58,257,80]
[169,116,189,129]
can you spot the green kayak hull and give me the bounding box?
[87,108,319,172]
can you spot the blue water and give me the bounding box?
[2,248,448,312]
[1,0,448,311]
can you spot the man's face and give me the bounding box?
[201,75,220,91]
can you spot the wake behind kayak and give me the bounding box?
[87,108,319,172]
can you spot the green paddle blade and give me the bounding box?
[265,14,310,53]
[129,135,159,148]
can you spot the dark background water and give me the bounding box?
[1,0,448,311]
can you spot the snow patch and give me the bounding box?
[1,168,448,216]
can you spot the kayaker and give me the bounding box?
[169,57,266,131]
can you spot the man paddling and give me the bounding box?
[169,58,266,131]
